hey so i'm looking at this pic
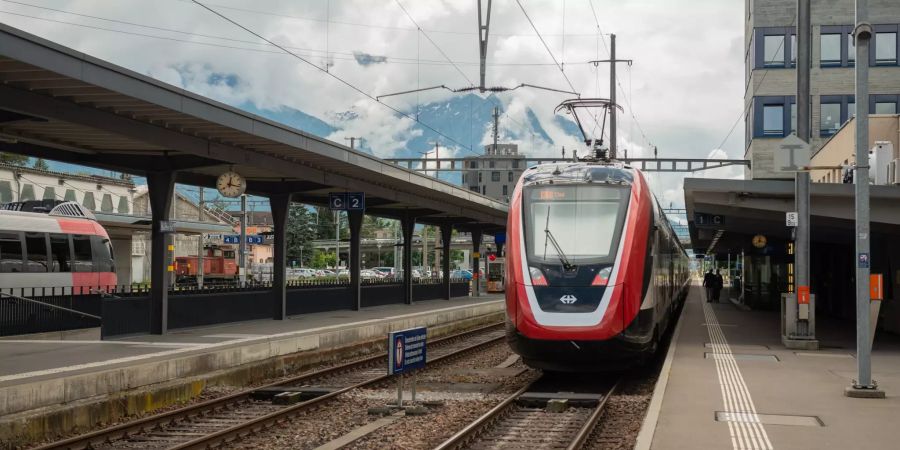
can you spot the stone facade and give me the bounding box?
[745,0,900,179]
[461,143,526,203]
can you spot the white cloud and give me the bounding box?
[0,0,747,203]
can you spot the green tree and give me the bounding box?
[315,206,348,240]
[0,153,28,166]
[311,249,337,269]
[32,158,49,171]
[285,203,316,267]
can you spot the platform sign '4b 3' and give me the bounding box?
[387,327,426,375]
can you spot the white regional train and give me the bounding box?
[0,201,116,294]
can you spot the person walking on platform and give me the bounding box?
[703,269,715,302]
[713,269,724,303]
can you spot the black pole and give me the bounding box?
[146,171,174,335]
[348,210,364,310]
[270,193,291,320]
[441,224,453,300]
[471,229,483,297]
[401,214,415,305]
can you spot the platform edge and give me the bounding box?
[633,301,685,450]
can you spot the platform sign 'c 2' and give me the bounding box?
[387,327,426,375]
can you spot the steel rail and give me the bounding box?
[434,377,621,450]
[36,322,503,450]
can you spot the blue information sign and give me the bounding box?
[387,327,427,375]
[493,232,506,245]
[329,192,348,211]
[224,235,263,244]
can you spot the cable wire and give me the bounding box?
[394,0,473,86]
[515,0,578,95]
[188,0,478,155]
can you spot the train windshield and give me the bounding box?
[523,185,629,265]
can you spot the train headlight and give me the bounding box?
[592,267,612,286]
[529,266,548,286]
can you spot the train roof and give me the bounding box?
[521,161,635,186]
[0,201,103,235]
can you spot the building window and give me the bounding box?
[875,31,897,65]
[820,101,841,136]
[469,160,478,169]
[875,101,897,114]
[470,186,479,193]
[820,95,855,136]
[19,184,35,201]
[820,33,841,66]
[755,27,795,69]
[478,172,482,183]
[42,186,56,200]
[489,160,496,168]
[870,94,900,114]
[508,171,513,182]
[819,26,856,68]
[63,189,77,202]
[100,193,114,212]
[117,196,130,214]
[481,185,486,195]
[502,185,508,196]
[753,96,795,138]
[491,171,500,182]
[512,159,520,168]
[764,35,785,67]
[0,181,12,203]
[763,105,784,135]
[82,192,96,210]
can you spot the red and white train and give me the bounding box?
[505,161,689,371]
[0,201,116,294]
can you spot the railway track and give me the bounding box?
[434,375,620,450]
[36,323,505,450]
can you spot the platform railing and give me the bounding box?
[0,292,101,337]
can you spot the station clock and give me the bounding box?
[216,170,247,198]
[752,234,767,249]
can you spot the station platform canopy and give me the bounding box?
[0,24,506,229]
[684,177,900,256]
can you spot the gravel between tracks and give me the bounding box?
[226,341,538,450]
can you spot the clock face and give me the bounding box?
[216,171,246,198]
[752,234,767,248]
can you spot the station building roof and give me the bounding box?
[0,24,507,230]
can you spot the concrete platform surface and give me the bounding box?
[0,295,503,419]
[643,287,900,450]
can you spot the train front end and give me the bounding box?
[505,162,655,371]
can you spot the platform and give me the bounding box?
[0,295,503,446]
[640,286,900,450]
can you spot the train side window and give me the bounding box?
[72,234,93,272]
[49,233,72,272]
[24,232,48,272]
[90,235,115,273]
[0,231,24,273]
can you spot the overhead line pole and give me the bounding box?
[795,0,814,343]
[846,0,883,398]
[588,34,631,160]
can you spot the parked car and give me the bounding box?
[360,269,382,280]
[450,269,473,281]
[372,267,397,278]
[337,269,350,278]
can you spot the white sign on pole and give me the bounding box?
[774,134,811,172]
[786,211,799,227]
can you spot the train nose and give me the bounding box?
[529,283,620,314]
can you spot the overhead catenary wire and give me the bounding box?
[188,0,479,156]
[713,11,797,153]
[394,0,473,87]
[515,0,578,96]
[0,3,582,68]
